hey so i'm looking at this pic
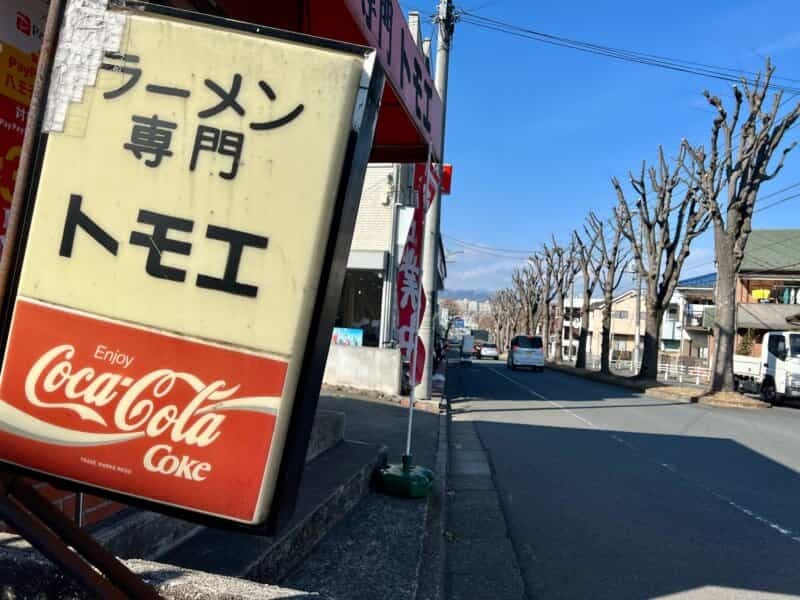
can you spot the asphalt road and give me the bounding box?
[448,359,800,600]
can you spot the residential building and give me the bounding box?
[735,230,800,355]
[586,290,643,360]
[557,296,583,361]
[582,290,681,363]
[675,272,716,364]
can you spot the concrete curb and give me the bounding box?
[446,415,527,600]
[695,397,771,410]
[415,405,448,600]
[0,546,320,599]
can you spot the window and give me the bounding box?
[661,340,680,352]
[612,310,629,319]
[768,334,787,358]
[337,270,383,347]
[790,334,800,357]
[515,336,543,349]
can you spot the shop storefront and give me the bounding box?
[0,0,443,537]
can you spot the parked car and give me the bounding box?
[479,343,499,360]
[506,335,545,371]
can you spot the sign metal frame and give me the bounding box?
[0,0,385,536]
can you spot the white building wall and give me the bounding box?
[351,164,395,253]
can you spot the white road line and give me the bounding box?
[489,367,599,429]
[485,366,800,546]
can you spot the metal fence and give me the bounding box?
[579,355,711,386]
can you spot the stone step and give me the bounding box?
[158,439,386,583]
[94,409,347,560]
[305,409,346,462]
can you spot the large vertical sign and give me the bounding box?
[0,0,48,255]
[0,1,380,528]
[397,161,439,385]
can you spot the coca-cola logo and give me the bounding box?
[0,300,286,516]
[1,344,281,481]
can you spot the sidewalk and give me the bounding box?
[0,390,445,599]
[284,392,444,600]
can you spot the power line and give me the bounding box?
[447,182,800,267]
[460,12,800,93]
[443,234,535,256]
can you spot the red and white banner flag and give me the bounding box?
[397,160,439,387]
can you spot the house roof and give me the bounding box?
[677,272,716,289]
[589,289,639,311]
[737,303,800,331]
[740,230,800,273]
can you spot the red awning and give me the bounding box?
[210,0,443,163]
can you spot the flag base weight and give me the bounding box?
[377,455,434,498]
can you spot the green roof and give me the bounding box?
[740,230,800,273]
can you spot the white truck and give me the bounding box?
[460,335,474,364]
[734,331,800,403]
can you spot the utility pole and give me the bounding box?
[418,0,456,400]
[633,222,643,372]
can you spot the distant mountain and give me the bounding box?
[439,289,492,301]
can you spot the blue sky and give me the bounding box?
[420,0,800,292]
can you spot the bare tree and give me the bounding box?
[553,237,579,363]
[588,211,628,375]
[532,244,565,361]
[490,288,523,351]
[477,313,496,334]
[686,60,800,392]
[613,143,711,380]
[511,264,541,335]
[573,225,601,369]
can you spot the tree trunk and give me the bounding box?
[525,305,532,335]
[556,292,565,363]
[542,305,551,361]
[711,241,737,392]
[576,290,592,369]
[600,306,612,375]
[637,305,664,380]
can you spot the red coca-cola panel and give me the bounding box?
[0,299,287,523]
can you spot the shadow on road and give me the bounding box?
[445,361,800,599]
[479,420,800,599]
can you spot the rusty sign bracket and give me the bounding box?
[0,471,162,599]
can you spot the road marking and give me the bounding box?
[489,367,599,429]
[485,366,800,546]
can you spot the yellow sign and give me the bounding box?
[24,10,367,357]
[0,2,379,526]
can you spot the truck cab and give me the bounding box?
[735,331,800,402]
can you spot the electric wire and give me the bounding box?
[460,12,800,92]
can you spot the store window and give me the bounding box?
[336,270,383,347]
